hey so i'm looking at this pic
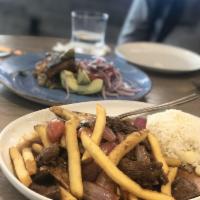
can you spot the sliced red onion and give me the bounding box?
[105,91,119,97]
[83,181,119,200]
[100,142,117,155]
[76,58,139,98]
[96,173,117,193]
[134,117,147,130]
[102,86,107,99]
[117,90,136,96]
[103,127,117,142]
[82,162,101,182]
[116,132,125,143]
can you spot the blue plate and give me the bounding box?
[0,53,152,106]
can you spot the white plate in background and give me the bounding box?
[115,42,200,73]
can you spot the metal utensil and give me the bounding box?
[69,92,200,121]
[118,92,200,119]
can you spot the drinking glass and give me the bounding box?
[70,11,109,56]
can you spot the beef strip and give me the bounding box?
[177,169,200,191]
[106,117,138,134]
[181,163,194,173]
[82,161,101,182]
[103,127,117,142]
[100,142,117,155]
[125,149,137,161]
[79,119,95,129]
[172,177,200,200]
[30,183,60,200]
[140,139,152,152]
[96,172,116,193]
[83,181,119,200]
[31,168,61,199]
[46,49,77,79]
[32,170,56,185]
[172,169,200,200]
[135,144,151,164]
[125,143,151,162]
[116,132,125,143]
[118,158,168,188]
[47,59,76,79]
[36,165,69,190]
[36,144,60,167]
[48,167,69,190]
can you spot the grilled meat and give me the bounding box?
[172,169,200,200]
[119,158,168,188]
[96,172,116,193]
[172,176,200,200]
[83,181,119,200]
[36,144,60,167]
[135,144,151,163]
[30,183,60,200]
[100,142,117,155]
[82,161,101,182]
[106,117,138,134]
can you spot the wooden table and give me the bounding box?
[0,35,200,200]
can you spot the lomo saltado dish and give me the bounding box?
[9,105,200,200]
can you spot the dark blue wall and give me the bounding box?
[0,0,132,43]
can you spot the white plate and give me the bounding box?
[115,42,200,73]
[0,100,199,200]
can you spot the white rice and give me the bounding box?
[146,109,200,172]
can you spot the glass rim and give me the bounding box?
[71,10,109,20]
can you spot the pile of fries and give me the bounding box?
[9,104,183,200]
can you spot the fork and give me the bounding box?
[70,92,200,120]
[118,92,200,119]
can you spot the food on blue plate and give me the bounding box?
[60,70,103,95]
[34,49,138,97]
[9,106,200,200]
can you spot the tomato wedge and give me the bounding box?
[47,119,65,143]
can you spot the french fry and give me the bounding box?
[9,147,32,187]
[22,147,37,175]
[128,193,138,200]
[60,186,77,200]
[32,143,43,154]
[65,117,83,198]
[16,131,39,151]
[50,106,94,121]
[81,132,174,200]
[60,135,66,149]
[148,133,169,174]
[34,124,51,147]
[161,167,178,195]
[109,130,148,165]
[165,157,181,167]
[82,104,106,162]
[50,106,78,121]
